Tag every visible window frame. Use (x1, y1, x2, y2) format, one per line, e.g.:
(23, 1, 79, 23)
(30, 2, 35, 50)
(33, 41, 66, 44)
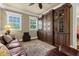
(29, 16, 38, 30)
(6, 11, 22, 31)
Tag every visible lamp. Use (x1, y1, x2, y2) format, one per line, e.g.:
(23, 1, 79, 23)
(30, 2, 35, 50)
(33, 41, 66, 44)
(4, 25, 11, 35)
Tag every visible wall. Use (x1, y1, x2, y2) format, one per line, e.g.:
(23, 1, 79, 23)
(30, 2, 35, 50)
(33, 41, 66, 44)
(0, 7, 37, 41)
(0, 8, 1, 31)
(77, 17, 79, 27)
(77, 17, 79, 33)
(70, 4, 77, 49)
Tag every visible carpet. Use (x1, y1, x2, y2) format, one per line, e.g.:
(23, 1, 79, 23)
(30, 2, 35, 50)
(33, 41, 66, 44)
(21, 39, 56, 56)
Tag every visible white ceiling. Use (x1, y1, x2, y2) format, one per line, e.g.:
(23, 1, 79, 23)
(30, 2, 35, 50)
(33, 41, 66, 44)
(1, 3, 61, 17)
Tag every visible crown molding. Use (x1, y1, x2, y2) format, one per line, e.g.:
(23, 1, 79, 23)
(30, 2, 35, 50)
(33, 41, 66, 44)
(0, 3, 39, 17)
(39, 3, 65, 17)
(0, 3, 65, 17)
(43, 3, 64, 14)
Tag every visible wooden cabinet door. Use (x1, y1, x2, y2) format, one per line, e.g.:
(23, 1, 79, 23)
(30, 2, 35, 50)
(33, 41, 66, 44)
(54, 9, 60, 47)
(54, 4, 71, 47)
(39, 11, 54, 45)
(46, 11, 54, 45)
(42, 15, 47, 42)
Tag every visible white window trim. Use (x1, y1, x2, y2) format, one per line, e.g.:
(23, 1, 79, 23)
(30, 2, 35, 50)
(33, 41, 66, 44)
(29, 16, 38, 31)
(6, 11, 22, 31)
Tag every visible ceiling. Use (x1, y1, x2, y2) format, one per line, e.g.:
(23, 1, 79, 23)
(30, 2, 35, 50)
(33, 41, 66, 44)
(1, 3, 61, 17)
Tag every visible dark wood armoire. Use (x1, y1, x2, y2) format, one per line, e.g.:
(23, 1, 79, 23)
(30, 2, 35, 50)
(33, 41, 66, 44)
(37, 10, 54, 45)
(53, 4, 72, 47)
(37, 3, 72, 47)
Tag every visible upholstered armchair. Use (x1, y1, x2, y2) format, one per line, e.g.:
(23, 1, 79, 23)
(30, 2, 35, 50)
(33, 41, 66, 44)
(22, 32, 31, 42)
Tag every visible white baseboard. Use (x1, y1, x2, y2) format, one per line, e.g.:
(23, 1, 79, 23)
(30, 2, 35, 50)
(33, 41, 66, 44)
(70, 45, 77, 49)
(31, 36, 38, 40)
(19, 36, 38, 41)
(19, 39, 22, 41)
(70, 45, 73, 47)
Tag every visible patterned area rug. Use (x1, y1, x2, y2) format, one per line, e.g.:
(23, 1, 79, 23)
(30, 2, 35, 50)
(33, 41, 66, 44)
(21, 39, 56, 56)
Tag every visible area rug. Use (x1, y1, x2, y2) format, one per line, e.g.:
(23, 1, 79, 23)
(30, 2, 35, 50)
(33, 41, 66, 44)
(21, 39, 56, 56)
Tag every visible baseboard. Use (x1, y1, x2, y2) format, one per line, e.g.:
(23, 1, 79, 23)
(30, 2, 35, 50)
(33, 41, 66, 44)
(19, 39, 22, 41)
(31, 36, 38, 40)
(70, 45, 73, 47)
(70, 45, 77, 49)
(19, 36, 38, 41)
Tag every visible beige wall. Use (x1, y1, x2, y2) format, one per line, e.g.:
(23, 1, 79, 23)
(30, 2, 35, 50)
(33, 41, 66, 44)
(70, 6, 73, 47)
(70, 4, 77, 49)
(0, 8, 1, 30)
(0, 8, 37, 41)
(77, 17, 79, 26)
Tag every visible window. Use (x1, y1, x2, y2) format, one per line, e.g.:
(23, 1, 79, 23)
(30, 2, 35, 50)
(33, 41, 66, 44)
(6, 11, 22, 30)
(38, 20, 42, 29)
(29, 16, 38, 30)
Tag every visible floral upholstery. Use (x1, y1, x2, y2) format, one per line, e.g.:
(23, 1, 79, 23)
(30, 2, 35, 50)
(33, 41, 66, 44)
(0, 43, 10, 56)
(0, 35, 27, 56)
